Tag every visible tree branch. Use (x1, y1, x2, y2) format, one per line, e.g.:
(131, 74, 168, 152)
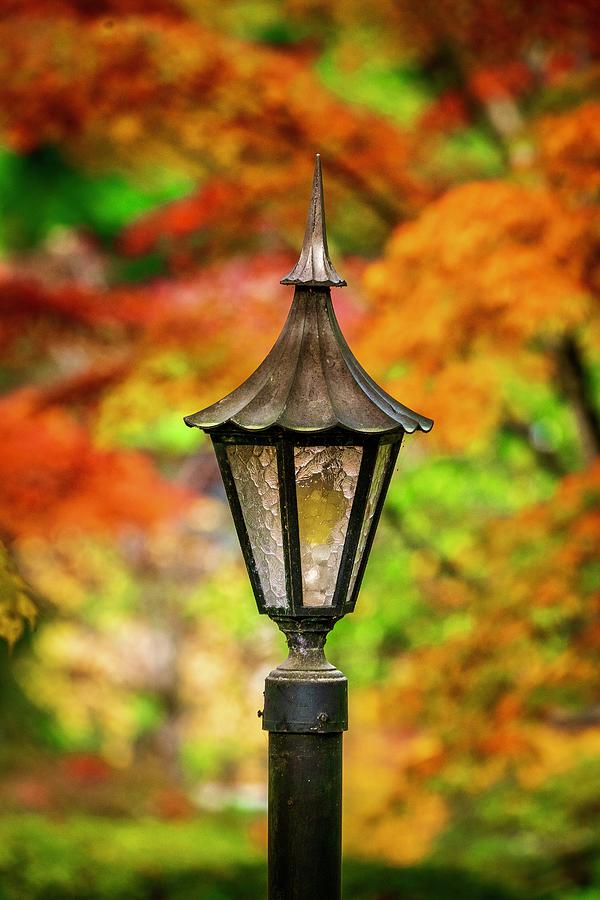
(554, 333, 600, 465)
(501, 416, 568, 478)
(381, 505, 483, 590)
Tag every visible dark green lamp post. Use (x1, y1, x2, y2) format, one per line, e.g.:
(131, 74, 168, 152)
(184, 155, 432, 900)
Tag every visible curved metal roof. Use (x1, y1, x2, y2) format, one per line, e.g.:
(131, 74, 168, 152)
(184, 288, 433, 434)
(184, 156, 433, 436)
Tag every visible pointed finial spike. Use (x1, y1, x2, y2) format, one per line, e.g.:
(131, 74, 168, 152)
(281, 154, 347, 287)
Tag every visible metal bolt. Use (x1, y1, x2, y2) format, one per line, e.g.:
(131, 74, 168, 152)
(317, 712, 329, 724)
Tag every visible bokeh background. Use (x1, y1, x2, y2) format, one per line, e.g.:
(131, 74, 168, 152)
(1, 2, 600, 898)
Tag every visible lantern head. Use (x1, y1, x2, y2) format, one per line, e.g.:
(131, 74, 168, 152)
(184, 155, 432, 631)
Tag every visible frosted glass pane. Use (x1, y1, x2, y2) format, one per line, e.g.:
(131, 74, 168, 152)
(295, 445, 362, 607)
(227, 445, 287, 608)
(347, 443, 392, 602)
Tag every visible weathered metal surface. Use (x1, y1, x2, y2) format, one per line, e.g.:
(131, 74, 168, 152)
(263, 675, 348, 733)
(264, 628, 346, 897)
(263, 630, 348, 733)
(184, 155, 433, 437)
(280, 153, 346, 288)
(268, 732, 343, 900)
(185, 288, 433, 434)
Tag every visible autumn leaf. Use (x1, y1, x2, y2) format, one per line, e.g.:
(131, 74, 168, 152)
(0, 542, 38, 647)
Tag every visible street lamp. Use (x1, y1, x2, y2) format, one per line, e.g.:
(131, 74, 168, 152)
(184, 155, 433, 900)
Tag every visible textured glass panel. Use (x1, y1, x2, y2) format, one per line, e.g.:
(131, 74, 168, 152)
(347, 443, 392, 602)
(227, 445, 287, 608)
(295, 445, 362, 607)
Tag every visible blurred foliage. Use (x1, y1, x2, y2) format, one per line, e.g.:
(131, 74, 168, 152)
(0, 0, 599, 897)
(0, 814, 524, 900)
(0, 814, 261, 900)
(0, 543, 38, 647)
(0, 146, 192, 253)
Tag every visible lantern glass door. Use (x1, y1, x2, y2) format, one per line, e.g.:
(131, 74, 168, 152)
(346, 442, 395, 604)
(294, 445, 362, 607)
(226, 444, 287, 609)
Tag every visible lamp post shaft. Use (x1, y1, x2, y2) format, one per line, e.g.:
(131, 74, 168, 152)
(268, 732, 343, 900)
(262, 628, 347, 900)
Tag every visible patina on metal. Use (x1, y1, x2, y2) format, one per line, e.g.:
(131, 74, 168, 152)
(262, 629, 348, 735)
(184, 155, 431, 435)
(268, 732, 343, 900)
(183, 286, 430, 433)
(280, 152, 346, 287)
(263, 627, 347, 900)
(184, 154, 433, 900)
